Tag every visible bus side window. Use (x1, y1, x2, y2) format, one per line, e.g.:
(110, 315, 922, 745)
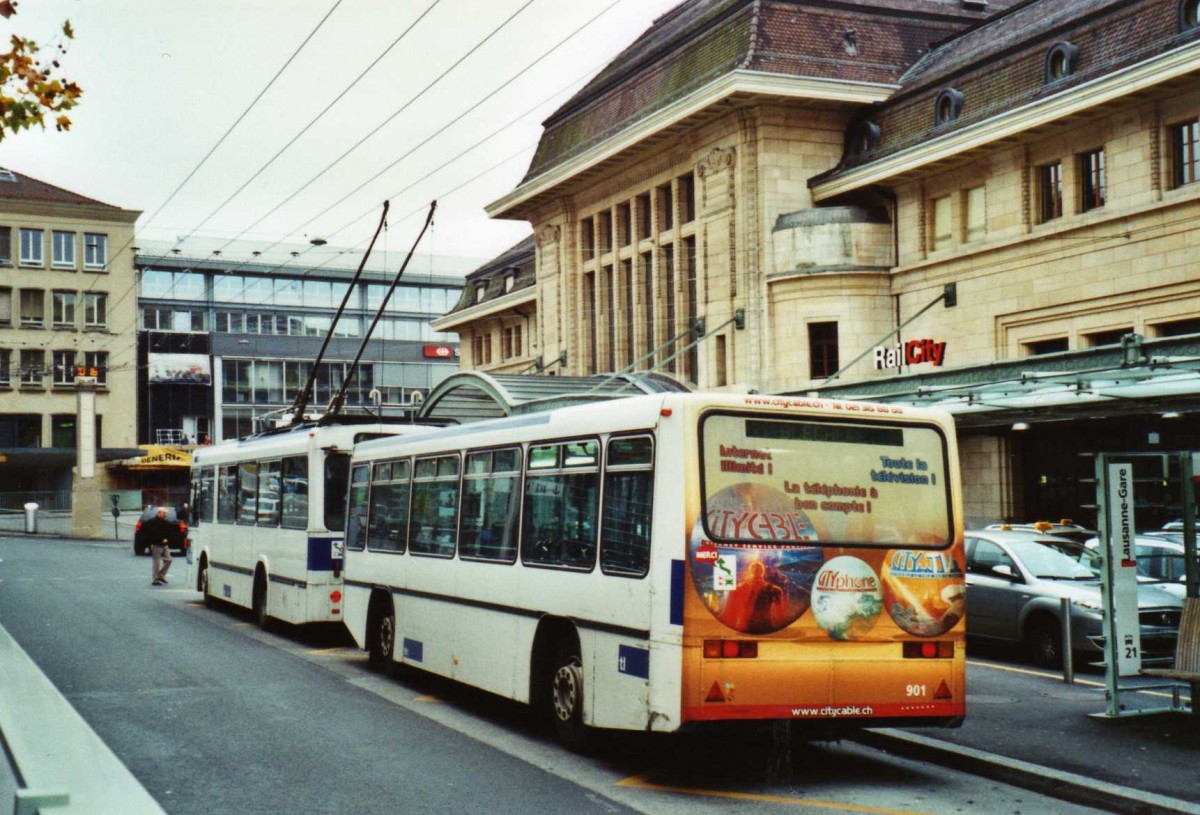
(368, 459, 410, 553)
(346, 464, 370, 552)
(191, 466, 214, 527)
(281, 455, 309, 530)
(237, 462, 258, 525)
(217, 465, 237, 524)
(411, 455, 457, 557)
(522, 440, 599, 570)
(601, 435, 653, 577)
(258, 460, 282, 527)
(460, 447, 520, 563)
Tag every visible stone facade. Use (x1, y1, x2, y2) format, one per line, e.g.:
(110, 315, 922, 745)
(0, 170, 140, 498)
(453, 0, 1200, 526)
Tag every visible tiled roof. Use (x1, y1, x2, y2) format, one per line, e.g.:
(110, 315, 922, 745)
(823, 0, 1199, 177)
(447, 235, 536, 314)
(0, 167, 121, 208)
(521, 0, 1012, 185)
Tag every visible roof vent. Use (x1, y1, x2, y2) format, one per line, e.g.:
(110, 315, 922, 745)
(0, 168, 16, 183)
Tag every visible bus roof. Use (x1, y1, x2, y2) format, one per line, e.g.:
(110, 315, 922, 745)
(192, 422, 427, 466)
(350, 391, 956, 458)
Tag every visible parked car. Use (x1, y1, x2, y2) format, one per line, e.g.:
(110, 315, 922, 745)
(964, 529, 1182, 667)
(133, 507, 189, 556)
(1083, 535, 1189, 600)
(983, 520, 1097, 544)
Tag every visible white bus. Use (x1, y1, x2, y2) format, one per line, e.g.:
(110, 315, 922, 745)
(343, 392, 966, 746)
(187, 422, 422, 627)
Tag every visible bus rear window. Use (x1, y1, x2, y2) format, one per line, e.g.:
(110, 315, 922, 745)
(700, 413, 952, 548)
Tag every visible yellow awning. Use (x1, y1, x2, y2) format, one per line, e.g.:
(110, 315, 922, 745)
(126, 445, 192, 470)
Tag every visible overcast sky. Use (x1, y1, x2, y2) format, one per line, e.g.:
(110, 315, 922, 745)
(3, 0, 683, 271)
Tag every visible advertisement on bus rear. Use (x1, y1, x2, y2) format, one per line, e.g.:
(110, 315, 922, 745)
(683, 409, 965, 723)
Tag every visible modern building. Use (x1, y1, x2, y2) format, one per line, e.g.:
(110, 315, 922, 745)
(0, 168, 141, 503)
(440, 0, 1200, 528)
(133, 239, 473, 448)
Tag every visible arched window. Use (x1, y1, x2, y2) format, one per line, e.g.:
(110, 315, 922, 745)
(934, 89, 963, 127)
(1045, 42, 1079, 82)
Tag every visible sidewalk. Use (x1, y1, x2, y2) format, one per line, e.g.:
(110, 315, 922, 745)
(859, 656, 1200, 815)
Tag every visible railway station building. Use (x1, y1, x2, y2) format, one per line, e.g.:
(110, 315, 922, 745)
(436, 0, 1200, 528)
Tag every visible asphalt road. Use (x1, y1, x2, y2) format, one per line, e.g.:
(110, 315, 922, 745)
(0, 534, 1110, 815)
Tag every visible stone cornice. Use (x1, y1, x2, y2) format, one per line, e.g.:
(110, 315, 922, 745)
(488, 70, 897, 220)
(0, 199, 140, 224)
(812, 39, 1200, 201)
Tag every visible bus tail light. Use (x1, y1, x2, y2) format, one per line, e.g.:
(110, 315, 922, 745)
(704, 639, 758, 659)
(903, 641, 954, 659)
(330, 590, 342, 604)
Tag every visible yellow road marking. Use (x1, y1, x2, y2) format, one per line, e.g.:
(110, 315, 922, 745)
(617, 774, 935, 814)
(414, 695, 439, 703)
(967, 659, 1191, 702)
(306, 647, 366, 661)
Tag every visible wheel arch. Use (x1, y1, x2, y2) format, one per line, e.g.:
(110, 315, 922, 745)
(529, 615, 581, 707)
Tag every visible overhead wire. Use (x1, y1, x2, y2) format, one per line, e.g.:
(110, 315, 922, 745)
(246, 0, 620, 250)
(102, 2, 631, 365)
(116, 0, 533, 324)
(82, 1, 704, 390)
(175, 0, 444, 250)
(136, 0, 347, 245)
(82, 0, 347, 303)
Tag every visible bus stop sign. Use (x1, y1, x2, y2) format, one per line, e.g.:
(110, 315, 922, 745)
(1103, 463, 1142, 676)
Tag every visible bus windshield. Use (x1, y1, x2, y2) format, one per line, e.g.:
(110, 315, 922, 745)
(701, 413, 953, 548)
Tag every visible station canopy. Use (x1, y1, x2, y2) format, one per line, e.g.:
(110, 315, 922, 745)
(416, 371, 691, 425)
(811, 332, 1200, 429)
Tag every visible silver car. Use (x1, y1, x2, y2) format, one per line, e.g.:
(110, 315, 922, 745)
(964, 530, 1182, 667)
(1083, 535, 1189, 600)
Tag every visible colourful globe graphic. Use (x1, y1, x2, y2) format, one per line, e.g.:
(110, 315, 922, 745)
(690, 483, 822, 634)
(881, 549, 965, 637)
(811, 556, 884, 640)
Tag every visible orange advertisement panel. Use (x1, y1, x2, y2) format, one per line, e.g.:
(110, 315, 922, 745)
(681, 409, 965, 725)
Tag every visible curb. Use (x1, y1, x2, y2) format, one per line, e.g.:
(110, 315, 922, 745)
(852, 729, 1200, 815)
(0, 621, 166, 814)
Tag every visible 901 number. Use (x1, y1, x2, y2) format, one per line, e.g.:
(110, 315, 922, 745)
(905, 684, 927, 698)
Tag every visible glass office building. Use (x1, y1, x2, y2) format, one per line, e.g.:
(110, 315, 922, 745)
(135, 240, 474, 444)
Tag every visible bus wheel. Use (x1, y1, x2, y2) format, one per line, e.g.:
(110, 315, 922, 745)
(551, 647, 591, 751)
(199, 558, 214, 608)
(368, 602, 395, 673)
(252, 574, 271, 630)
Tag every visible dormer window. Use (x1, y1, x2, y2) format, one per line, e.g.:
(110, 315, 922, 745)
(1045, 42, 1079, 82)
(1182, 0, 1200, 31)
(934, 89, 963, 126)
(852, 120, 881, 154)
(474, 282, 487, 304)
(0, 169, 16, 183)
(503, 272, 516, 293)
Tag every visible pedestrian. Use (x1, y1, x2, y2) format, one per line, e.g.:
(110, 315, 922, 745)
(142, 506, 179, 586)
